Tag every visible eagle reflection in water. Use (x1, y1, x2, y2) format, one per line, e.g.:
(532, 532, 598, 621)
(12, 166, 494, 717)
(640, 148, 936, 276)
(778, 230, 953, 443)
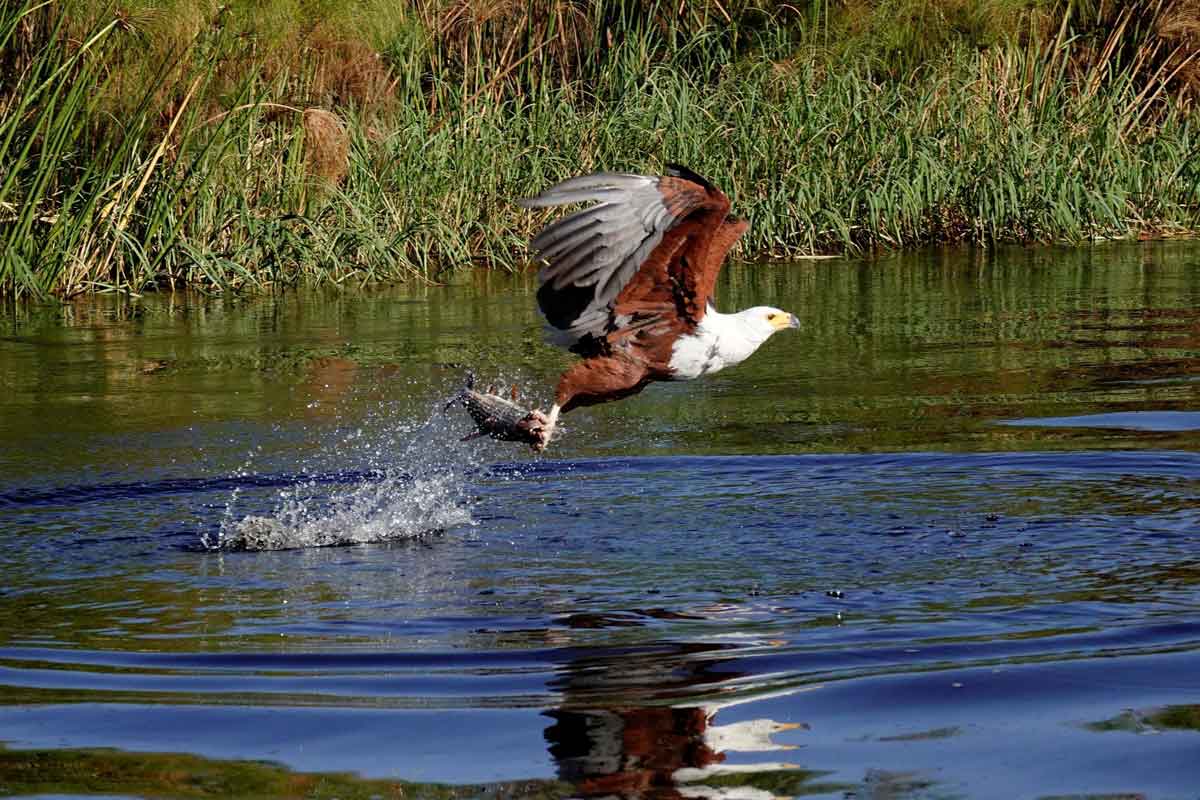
(542, 637, 805, 799)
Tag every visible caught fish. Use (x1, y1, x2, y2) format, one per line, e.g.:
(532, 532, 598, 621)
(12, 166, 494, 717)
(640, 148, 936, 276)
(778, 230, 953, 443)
(445, 373, 546, 448)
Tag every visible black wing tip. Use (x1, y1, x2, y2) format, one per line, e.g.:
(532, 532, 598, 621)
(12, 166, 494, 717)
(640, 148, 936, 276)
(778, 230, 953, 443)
(665, 163, 717, 192)
(537, 281, 595, 332)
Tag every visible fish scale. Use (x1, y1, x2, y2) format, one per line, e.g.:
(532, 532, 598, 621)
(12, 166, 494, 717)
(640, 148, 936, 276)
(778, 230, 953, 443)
(445, 374, 542, 446)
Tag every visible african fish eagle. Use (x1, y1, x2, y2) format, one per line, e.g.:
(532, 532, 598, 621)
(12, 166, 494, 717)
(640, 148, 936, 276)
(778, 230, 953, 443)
(518, 165, 799, 451)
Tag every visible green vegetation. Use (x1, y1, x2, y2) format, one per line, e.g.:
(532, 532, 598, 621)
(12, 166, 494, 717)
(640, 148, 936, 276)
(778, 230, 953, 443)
(0, 745, 572, 799)
(2, 0, 1199, 297)
(1088, 704, 1200, 733)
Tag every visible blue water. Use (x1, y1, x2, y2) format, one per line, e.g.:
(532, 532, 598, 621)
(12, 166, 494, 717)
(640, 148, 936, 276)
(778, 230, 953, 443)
(1, 246, 1199, 798)
(1000, 410, 1200, 431)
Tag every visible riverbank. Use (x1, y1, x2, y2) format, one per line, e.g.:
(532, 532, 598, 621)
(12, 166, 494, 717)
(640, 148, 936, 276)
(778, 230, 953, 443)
(2, 0, 1198, 297)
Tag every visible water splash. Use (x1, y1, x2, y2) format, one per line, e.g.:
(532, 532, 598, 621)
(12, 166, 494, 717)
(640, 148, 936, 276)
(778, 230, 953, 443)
(205, 401, 485, 551)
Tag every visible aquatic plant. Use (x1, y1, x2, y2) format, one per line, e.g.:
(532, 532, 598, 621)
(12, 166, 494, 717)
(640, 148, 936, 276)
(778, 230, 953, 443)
(1, 0, 1199, 296)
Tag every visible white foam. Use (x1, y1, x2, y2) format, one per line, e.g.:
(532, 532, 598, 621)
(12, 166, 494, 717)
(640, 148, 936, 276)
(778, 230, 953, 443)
(204, 403, 483, 551)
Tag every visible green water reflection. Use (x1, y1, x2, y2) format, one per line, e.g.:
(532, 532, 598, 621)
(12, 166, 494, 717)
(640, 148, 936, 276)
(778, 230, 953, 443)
(1087, 704, 1200, 734)
(0, 743, 860, 800)
(2, 243, 1197, 465)
(0, 746, 570, 800)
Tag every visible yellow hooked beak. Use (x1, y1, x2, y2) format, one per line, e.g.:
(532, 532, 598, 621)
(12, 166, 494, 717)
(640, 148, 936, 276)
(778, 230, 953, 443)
(770, 312, 801, 331)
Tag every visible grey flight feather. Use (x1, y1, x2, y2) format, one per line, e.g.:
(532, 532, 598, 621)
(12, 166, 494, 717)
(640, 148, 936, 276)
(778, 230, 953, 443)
(517, 172, 702, 346)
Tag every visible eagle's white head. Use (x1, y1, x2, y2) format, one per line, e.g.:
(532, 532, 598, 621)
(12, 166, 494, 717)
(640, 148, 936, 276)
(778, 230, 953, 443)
(669, 305, 800, 380)
(736, 306, 801, 343)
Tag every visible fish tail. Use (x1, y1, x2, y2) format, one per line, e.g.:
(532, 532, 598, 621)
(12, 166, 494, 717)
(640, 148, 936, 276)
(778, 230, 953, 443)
(443, 370, 477, 412)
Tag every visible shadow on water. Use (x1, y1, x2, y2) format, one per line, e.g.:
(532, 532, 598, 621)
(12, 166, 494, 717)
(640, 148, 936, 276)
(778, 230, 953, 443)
(1, 243, 1200, 798)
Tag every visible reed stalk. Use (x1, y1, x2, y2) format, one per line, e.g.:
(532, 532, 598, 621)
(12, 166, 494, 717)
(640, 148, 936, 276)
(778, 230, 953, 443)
(1, 0, 1198, 296)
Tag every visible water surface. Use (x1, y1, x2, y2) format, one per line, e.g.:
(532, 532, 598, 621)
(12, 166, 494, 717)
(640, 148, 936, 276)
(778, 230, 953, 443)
(1, 243, 1198, 799)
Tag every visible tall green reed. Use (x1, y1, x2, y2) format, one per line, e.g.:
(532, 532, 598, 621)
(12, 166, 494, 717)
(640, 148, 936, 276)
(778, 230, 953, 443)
(2, 0, 1199, 297)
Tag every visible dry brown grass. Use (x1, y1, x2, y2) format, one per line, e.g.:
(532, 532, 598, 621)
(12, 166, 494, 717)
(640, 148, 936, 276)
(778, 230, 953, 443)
(302, 107, 350, 185)
(304, 26, 395, 110)
(1070, 0, 1200, 106)
(6, 0, 403, 129)
(423, 0, 596, 90)
(1155, 0, 1200, 99)
(16, 0, 1194, 136)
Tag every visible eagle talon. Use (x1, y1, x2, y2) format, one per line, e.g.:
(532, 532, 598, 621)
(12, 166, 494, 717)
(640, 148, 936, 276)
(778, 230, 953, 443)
(522, 407, 558, 453)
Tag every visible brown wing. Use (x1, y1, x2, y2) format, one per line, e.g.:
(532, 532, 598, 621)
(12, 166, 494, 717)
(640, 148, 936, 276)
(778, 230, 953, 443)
(517, 166, 734, 349)
(613, 198, 746, 326)
(689, 216, 750, 316)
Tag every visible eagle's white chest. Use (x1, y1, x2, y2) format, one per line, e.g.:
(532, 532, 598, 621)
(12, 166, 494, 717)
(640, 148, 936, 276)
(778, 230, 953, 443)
(667, 312, 762, 381)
